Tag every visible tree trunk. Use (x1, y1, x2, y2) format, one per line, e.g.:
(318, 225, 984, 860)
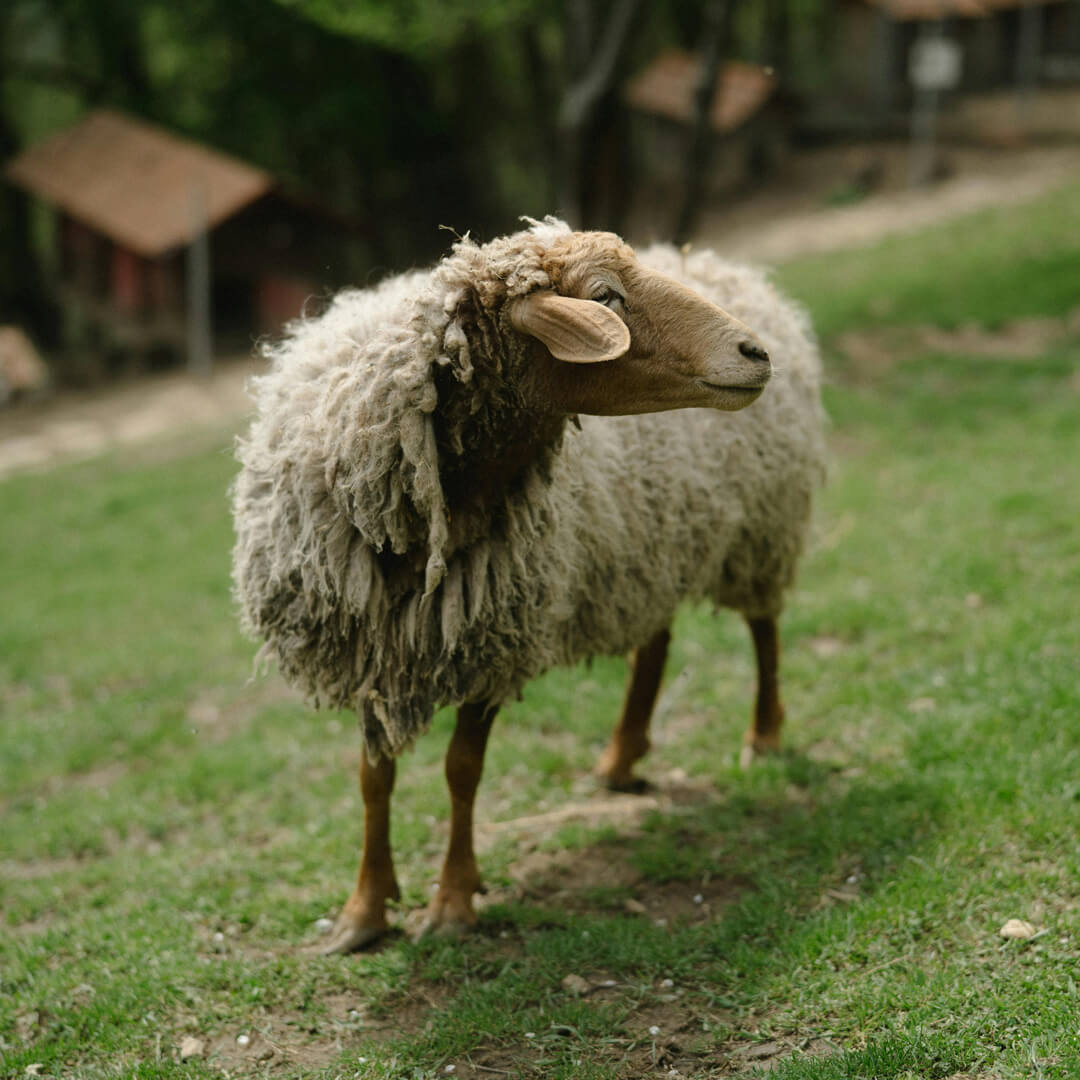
(761, 0, 790, 78)
(557, 0, 642, 228)
(520, 21, 559, 211)
(673, 0, 733, 246)
(0, 13, 53, 340)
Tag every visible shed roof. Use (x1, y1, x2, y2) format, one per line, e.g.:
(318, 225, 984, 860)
(4, 109, 273, 257)
(864, 0, 1056, 20)
(624, 51, 777, 134)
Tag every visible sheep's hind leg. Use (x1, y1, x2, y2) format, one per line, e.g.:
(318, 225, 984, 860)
(740, 614, 785, 769)
(418, 701, 498, 939)
(318, 751, 400, 954)
(594, 627, 670, 793)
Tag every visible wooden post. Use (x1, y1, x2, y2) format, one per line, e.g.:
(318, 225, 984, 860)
(1015, 0, 1043, 134)
(873, 11, 896, 122)
(186, 183, 212, 376)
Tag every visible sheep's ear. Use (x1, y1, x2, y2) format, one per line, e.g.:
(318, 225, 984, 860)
(509, 291, 630, 364)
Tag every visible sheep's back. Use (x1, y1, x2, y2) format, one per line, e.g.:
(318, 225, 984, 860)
(553, 250, 826, 651)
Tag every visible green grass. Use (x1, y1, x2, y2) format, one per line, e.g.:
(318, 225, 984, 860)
(3, 182, 1080, 1079)
(776, 179, 1080, 338)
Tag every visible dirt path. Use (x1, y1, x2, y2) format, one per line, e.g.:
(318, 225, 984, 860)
(702, 143, 1080, 264)
(3, 142, 1079, 479)
(0, 355, 259, 479)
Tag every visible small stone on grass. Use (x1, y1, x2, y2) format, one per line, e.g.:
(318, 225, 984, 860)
(1000, 918, 1037, 939)
(179, 1036, 205, 1061)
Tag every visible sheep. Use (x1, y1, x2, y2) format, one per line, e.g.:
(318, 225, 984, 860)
(231, 217, 825, 951)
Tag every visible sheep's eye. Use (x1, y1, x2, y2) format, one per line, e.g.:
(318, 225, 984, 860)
(590, 286, 626, 311)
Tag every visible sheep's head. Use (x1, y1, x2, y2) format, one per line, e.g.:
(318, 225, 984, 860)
(507, 229, 771, 416)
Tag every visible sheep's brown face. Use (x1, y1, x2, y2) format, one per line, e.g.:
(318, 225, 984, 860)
(509, 233, 772, 417)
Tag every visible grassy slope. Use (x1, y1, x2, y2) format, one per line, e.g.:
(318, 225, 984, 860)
(2, 183, 1079, 1079)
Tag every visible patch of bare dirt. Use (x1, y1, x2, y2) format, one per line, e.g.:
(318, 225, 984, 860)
(186, 1022, 348, 1074)
(722, 1035, 838, 1075)
(165, 980, 460, 1071)
(0, 353, 260, 479)
(836, 306, 1080, 380)
(185, 676, 307, 746)
(476, 767, 718, 850)
(164, 986, 455, 1075)
(0, 856, 87, 882)
(480, 838, 750, 928)
(409, 991, 837, 1078)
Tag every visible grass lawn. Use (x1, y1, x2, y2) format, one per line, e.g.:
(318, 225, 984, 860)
(2, 182, 1079, 1079)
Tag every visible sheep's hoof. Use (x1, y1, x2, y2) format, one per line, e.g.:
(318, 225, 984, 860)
(415, 914, 473, 941)
(600, 773, 654, 795)
(310, 915, 389, 955)
(414, 888, 479, 941)
(739, 732, 781, 770)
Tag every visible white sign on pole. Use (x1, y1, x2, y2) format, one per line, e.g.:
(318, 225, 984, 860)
(909, 37, 962, 92)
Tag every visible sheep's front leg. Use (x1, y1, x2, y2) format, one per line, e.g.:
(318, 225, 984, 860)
(594, 627, 670, 792)
(419, 701, 498, 938)
(319, 751, 400, 954)
(740, 614, 785, 769)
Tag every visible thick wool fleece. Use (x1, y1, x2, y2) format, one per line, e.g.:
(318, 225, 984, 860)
(231, 219, 825, 759)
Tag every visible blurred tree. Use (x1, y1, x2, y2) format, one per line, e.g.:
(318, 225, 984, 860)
(265, 0, 541, 56)
(2, 0, 822, 337)
(558, 0, 643, 229)
(673, 0, 733, 245)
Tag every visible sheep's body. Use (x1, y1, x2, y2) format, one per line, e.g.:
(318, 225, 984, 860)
(232, 225, 824, 764)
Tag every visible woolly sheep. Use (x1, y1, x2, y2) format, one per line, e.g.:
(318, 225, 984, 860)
(231, 217, 825, 951)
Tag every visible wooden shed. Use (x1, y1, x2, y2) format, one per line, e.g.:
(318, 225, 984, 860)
(4, 109, 347, 375)
(623, 49, 784, 196)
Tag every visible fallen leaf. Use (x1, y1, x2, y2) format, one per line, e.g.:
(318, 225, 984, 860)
(624, 898, 647, 915)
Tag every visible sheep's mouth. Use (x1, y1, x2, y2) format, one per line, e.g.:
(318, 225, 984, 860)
(697, 381, 766, 397)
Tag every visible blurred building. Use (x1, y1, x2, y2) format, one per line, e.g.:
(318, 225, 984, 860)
(819, 0, 1080, 136)
(3, 109, 350, 377)
(624, 49, 784, 195)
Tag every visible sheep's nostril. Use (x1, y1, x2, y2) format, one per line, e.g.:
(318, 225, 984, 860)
(739, 341, 770, 364)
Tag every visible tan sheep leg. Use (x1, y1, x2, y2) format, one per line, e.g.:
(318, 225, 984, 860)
(740, 614, 785, 769)
(594, 626, 671, 792)
(418, 701, 498, 938)
(318, 751, 400, 954)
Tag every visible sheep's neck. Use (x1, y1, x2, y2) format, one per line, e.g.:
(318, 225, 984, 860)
(438, 405, 565, 522)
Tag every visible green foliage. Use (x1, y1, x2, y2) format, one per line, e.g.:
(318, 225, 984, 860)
(269, 0, 544, 58)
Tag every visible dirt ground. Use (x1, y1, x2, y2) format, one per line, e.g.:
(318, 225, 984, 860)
(2, 139, 1079, 481)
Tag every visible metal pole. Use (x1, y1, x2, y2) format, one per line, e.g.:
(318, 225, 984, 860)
(186, 183, 212, 376)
